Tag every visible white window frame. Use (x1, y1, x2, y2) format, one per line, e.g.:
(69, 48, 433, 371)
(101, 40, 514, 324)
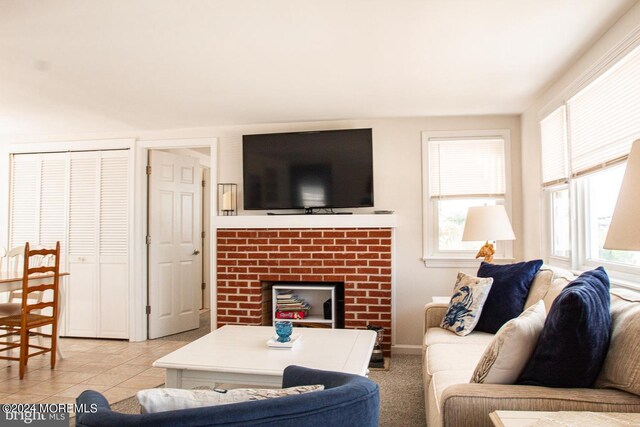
(576, 168, 640, 279)
(539, 36, 640, 286)
(542, 183, 573, 269)
(422, 129, 513, 268)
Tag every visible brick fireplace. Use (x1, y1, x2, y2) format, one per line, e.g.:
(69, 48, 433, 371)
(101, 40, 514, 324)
(216, 227, 393, 355)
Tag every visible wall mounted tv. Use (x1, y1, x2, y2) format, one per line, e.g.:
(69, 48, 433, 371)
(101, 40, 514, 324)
(243, 128, 373, 213)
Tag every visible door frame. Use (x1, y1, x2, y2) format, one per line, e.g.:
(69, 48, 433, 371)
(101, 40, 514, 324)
(135, 138, 217, 341)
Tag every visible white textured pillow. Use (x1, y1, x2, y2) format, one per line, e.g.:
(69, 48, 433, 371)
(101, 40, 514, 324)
(137, 385, 324, 413)
(441, 272, 493, 336)
(470, 300, 546, 384)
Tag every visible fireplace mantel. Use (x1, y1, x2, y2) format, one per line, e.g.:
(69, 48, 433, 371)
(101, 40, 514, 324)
(213, 214, 397, 229)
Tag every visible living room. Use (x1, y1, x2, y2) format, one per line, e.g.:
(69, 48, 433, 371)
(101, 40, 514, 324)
(1, 1, 640, 426)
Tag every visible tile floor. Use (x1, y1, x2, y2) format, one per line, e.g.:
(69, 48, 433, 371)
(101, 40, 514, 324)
(0, 337, 185, 407)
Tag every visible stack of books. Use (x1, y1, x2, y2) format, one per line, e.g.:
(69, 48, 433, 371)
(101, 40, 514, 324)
(275, 290, 311, 320)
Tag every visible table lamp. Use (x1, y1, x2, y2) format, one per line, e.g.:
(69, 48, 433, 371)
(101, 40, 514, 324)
(462, 205, 516, 263)
(604, 139, 640, 252)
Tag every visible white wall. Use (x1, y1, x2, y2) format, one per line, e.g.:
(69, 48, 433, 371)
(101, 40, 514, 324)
(521, 2, 640, 260)
(208, 115, 522, 351)
(1, 114, 521, 350)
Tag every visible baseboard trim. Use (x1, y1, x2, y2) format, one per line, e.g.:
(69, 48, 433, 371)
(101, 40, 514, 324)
(391, 344, 421, 355)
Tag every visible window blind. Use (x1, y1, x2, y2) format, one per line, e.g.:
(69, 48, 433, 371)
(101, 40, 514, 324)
(568, 44, 640, 176)
(429, 137, 505, 199)
(540, 106, 568, 186)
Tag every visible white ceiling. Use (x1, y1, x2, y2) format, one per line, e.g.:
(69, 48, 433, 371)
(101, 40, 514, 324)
(0, 0, 637, 136)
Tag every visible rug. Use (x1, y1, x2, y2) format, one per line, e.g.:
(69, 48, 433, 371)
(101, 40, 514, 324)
(109, 354, 425, 427)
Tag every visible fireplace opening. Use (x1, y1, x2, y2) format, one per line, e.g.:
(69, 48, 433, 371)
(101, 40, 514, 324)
(261, 281, 345, 329)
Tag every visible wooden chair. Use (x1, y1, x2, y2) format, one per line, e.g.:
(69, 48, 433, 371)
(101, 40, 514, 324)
(0, 245, 51, 316)
(0, 242, 61, 379)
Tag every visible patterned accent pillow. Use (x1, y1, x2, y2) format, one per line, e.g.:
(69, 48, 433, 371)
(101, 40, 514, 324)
(471, 300, 546, 384)
(440, 272, 493, 336)
(137, 384, 324, 413)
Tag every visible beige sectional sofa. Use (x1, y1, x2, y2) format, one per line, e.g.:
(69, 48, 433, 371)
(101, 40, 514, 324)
(422, 266, 640, 427)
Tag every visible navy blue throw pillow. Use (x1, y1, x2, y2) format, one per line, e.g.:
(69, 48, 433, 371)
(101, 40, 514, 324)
(517, 267, 611, 388)
(474, 260, 543, 334)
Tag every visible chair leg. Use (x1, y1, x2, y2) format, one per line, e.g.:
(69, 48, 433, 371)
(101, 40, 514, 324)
(19, 328, 28, 380)
(50, 323, 58, 370)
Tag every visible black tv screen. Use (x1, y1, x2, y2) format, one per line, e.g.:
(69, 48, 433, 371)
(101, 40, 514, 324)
(243, 128, 373, 211)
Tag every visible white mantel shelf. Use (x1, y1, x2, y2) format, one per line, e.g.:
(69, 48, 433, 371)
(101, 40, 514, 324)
(213, 214, 398, 229)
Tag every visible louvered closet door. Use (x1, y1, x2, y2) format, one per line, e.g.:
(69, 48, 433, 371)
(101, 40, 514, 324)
(97, 151, 129, 338)
(66, 152, 99, 337)
(66, 150, 130, 339)
(10, 150, 130, 339)
(9, 153, 67, 327)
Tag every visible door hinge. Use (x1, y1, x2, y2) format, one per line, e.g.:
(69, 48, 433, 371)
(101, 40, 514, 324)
(202, 179, 206, 187)
(145, 305, 151, 315)
(201, 231, 206, 238)
(146, 235, 151, 245)
(146, 165, 152, 175)
(201, 282, 206, 290)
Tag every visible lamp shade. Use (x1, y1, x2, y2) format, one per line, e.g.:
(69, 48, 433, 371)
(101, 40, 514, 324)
(604, 139, 640, 251)
(462, 205, 516, 242)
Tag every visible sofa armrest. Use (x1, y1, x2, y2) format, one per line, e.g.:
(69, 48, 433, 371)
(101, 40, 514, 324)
(441, 383, 640, 427)
(424, 302, 448, 335)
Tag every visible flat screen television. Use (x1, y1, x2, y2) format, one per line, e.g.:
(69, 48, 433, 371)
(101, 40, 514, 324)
(243, 128, 373, 212)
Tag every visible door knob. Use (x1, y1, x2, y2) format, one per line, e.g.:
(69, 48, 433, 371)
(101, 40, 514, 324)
(193, 249, 200, 256)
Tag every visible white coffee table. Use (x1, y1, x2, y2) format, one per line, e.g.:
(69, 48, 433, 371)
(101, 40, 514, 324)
(153, 325, 377, 389)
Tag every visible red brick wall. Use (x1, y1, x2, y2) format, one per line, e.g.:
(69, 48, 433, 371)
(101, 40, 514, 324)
(216, 228, 392, 355)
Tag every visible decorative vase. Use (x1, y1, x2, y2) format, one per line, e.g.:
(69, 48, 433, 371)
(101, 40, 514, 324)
(275, 321, 293, 343)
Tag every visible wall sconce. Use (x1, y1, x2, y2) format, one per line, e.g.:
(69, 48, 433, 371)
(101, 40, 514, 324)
(218, 183, 237, 216)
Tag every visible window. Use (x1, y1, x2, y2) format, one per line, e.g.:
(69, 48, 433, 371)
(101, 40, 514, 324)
(422, 130, 512, 265)
(582, 166, 640, 267)
(549, 187, 570, 259)
(541, 43, 640, 275)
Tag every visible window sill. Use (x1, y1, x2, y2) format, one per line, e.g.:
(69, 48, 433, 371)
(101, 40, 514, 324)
(422, 257, 515, 269)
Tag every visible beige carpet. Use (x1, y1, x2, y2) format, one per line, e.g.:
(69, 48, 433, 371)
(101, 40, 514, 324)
(109, 354, 425, 427)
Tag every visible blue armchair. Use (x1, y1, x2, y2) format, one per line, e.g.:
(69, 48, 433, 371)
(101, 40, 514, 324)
(75, 365, 380, 427)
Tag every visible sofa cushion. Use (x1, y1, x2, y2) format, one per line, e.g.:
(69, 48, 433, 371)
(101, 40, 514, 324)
(440, 272, 493, 336)
(595, 288, 640, 396)
(428, 370, 474, 426)
(542, 277, 572, 314)
(471, 301, 546, 384)
(137, 385, 324, 413)
(425, 343, 488, 378)
(523, 269, 554, 310)
(525, 266, 575, 310)
(475, 260, 543, 333)
(424, 327, 494, 347)
(518, 267, 611, 388)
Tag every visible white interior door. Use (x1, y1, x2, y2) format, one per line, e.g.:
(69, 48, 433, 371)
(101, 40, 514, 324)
(148, 150, 202, 339)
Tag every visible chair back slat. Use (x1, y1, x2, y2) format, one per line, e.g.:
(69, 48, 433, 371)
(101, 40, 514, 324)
(24, 284, 54, 295)
(26, 301, 54, 313)
(20, 242, 61, 326)
(27, 265, 56, 275)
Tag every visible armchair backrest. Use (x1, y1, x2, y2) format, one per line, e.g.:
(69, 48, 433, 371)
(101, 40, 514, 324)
(75, 365, 380, 427)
